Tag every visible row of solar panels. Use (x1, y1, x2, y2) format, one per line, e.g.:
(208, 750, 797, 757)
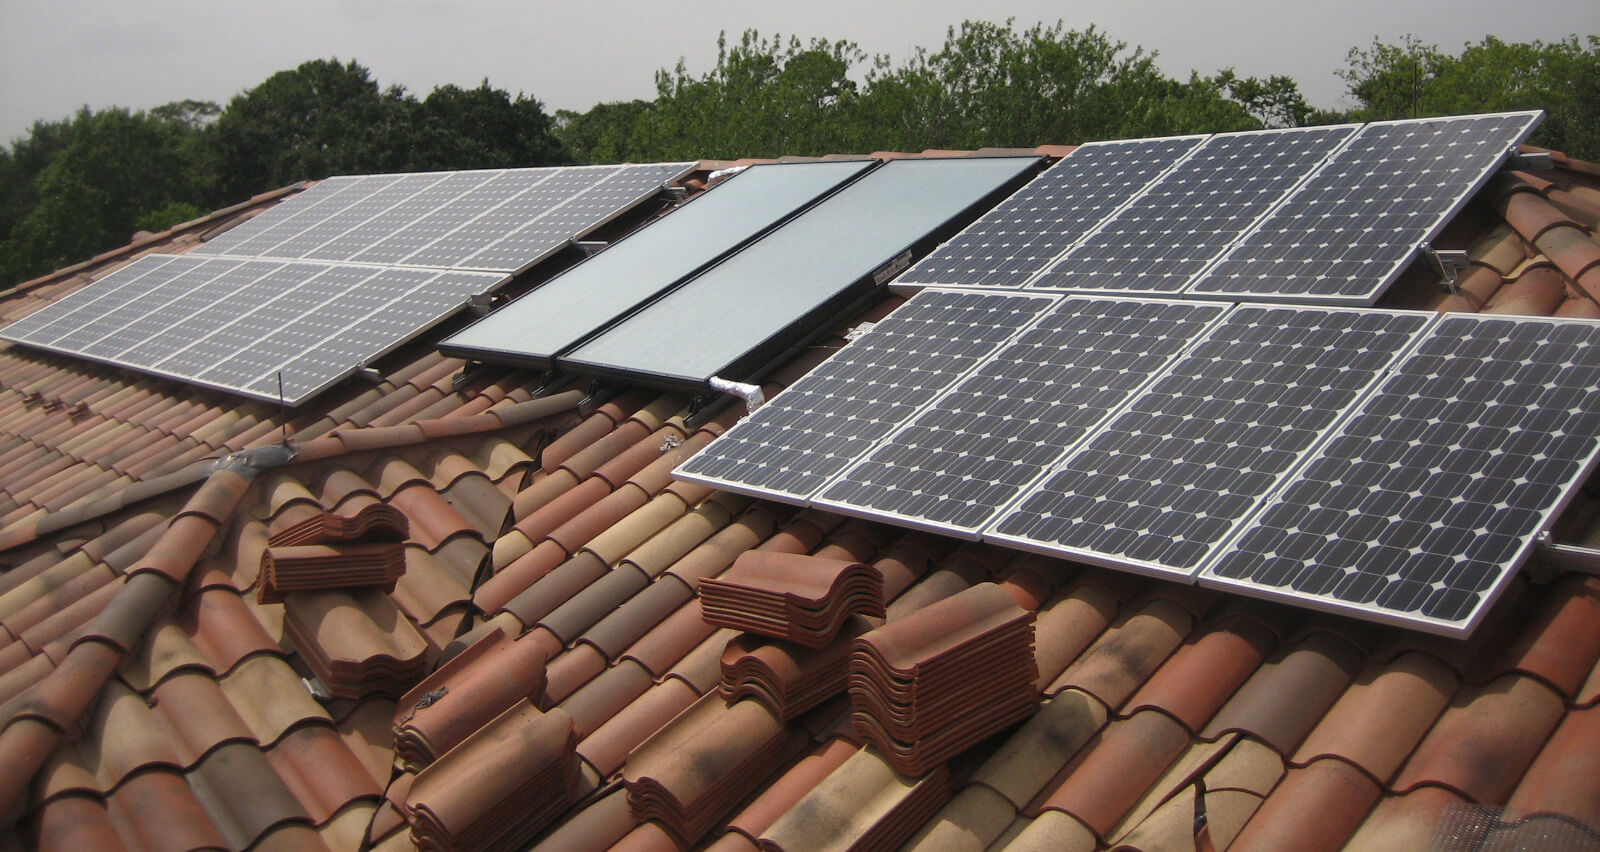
(1, 163, 695, 404)
(898, 111, 1542, 304)
(193, 163, 692, 273)
(677, 289, 1600, 636)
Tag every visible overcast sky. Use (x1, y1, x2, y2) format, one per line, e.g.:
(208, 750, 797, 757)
(1, 0, 1592, 145)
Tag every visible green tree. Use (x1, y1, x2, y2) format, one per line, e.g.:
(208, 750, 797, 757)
(1339, 35, 1599, 158)
(1, 106, 206, 286)
(407, 81, 569, 170)
(204, 58, 415, 204)
(555, 100, 657, 164)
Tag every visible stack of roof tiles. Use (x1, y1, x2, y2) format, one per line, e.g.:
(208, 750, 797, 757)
(623, 692, 806, 845)
(257, 541, 407, 603)
(393, 626, 550, 770)
(266, 500, 410, 546)
(407, 702, 580, 851)
(850, 582, 1039, 776)
(283, 587, 430, 699)
(701, 550, 886, 646)
(720, 616, 873, 720)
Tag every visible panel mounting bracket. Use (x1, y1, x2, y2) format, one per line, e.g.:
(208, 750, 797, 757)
(451, 361, 488, 393)
(1507, 148, 1555, 171)
(574, 240, 608, 257)
(1420, 244, 1472, 295)
(1530, 532, 1600, 581)
(355, 366, 384, 384)
(468, 293, 496, 317)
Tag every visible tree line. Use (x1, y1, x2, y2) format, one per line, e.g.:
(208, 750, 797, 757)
(2, 22, 1595, 290)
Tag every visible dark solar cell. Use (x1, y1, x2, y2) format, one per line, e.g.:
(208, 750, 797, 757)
(990, 306, 1429, 578)
(1034, 125, 1357, 294)
(1187, 111, 1541, 304)
(675, 290, 1058, 503)
(1203, 313, 1600, 634)
(815, 298, 1227, 535)
(896, 137, 1204, 289)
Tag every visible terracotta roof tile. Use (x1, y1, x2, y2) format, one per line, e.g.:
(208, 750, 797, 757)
(1391, 674, 1566, 805)
(1030, 709, 1191, 835)
(1047, 597, 1191, 711)
(1124, 613, 1276, 732)
(969, 689, 1108, 811)
(1202, 631, 1363, 755)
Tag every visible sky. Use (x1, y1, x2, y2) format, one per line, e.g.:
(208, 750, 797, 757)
(1, 0, 1593, 144)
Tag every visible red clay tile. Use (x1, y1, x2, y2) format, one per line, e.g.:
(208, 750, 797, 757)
(1343, 786, 1474, 850)
(1048, 598, 1190, 712)
(1231, 757, 1381, 852)
(542, 396, 646, 472)
(1483, 575, 1600, 699)
(22, 794, 126, 851)
(727, 736, 859, 840)
(580, 576, 695, 661)
(1202, 631, 1363, 755)
(1029, 584, 1118, 691)
(528, 786, 636, 852)
(476, 538, 571, 614)
(1392, 674, 1565, 805)
(559, 658, 658, 739)
(1030, 709, 1191, 836)
(1535, 223, 1600, 284)
(579, 677, 700, 778)
(970, 688, 1109, 811)
(609, 819, 686, 852)
(757, 745, 952, 852)
(1293, 651, 1457, 783)
(265, 723, 384, 823)
(546, 643, 609, 705)
(1483, 264, 1569, 315)
(1124, 614, 1275, 733)
(6, 638, 121, 734)
(503, 550, 610, 626)
(394, 625, 548, 768)
(1506, 701, 1600, 827)
(105, 767, 231, 852)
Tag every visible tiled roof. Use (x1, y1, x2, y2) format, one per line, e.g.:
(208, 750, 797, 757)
(0, 145, 1598, 851)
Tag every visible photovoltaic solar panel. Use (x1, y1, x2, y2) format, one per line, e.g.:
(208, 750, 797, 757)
(3, 162, 693, 406)
(987, 306, 1431, 578)
(440, 160, 876, 369)
(674, 289, 1059, 503)
(1032, 125, 1359, 294)
(562, 157, 1044, 388)
(0, 253, 186, 344)
(192, 176, 368, 257)
(1202, 313, 1600, 635)
(893, 136, 1205, 290)
(259, 172, 454, 260)
(812, 298, 1228, 536)
(1186, 111, 1542, 304)
(304, 170, 498, 262)
(456, 163, 701, 272)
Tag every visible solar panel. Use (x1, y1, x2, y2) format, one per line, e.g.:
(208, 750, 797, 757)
(1032, 125, 1359, 294)
(256, 172, 453, 260)
(674, 289, 1059, 503)
(1201, 313, 1600, 634)
(2, 162, 695, 406)
(191, 176, 369, 257)
(303, 170, 499, 262)
(352, 170, 553, 266)
(452, 163, 694, 271)
(235, 269, 500, 401)
(440, 160, 876, 369)
(987, 306, 1431, 579)
(812, 298, 1229, 536)
(0, 253, 187, 344)
(561, 156, 1043, 388)
(1186, 111, 1542, 304)
(893, 136, 1205, 290)
(78, 259, 284, 361)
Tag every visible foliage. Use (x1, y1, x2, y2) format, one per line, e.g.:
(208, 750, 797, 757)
(0, 60, 568, 289)
(1338, 34, 1600, 158)
(0, 106, 204, 285)
(134, 200, 206, 233)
